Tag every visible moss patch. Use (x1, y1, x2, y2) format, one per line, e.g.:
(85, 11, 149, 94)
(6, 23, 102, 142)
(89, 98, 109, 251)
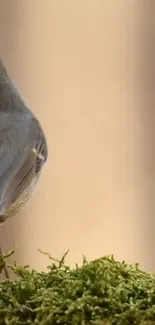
(0, 250, 155, 324)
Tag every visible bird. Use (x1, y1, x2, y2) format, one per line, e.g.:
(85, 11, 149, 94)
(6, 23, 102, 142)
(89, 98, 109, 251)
(0, 58, 48, 278)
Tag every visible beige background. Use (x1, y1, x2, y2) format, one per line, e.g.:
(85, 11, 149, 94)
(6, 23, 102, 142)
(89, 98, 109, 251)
(0, 0, 155, 272)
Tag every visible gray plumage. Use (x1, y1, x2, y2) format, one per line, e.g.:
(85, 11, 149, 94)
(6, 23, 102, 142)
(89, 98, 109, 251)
(0, 58, 48, 220)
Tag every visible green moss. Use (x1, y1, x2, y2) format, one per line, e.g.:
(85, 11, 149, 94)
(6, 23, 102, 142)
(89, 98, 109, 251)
(0, 249, 155, 324)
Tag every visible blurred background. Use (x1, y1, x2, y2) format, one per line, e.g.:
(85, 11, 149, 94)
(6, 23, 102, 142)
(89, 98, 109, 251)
(0, 0, 155, 272)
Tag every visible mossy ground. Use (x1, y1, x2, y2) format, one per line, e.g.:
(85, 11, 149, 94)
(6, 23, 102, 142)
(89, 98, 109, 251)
(0, 249, 155, 324)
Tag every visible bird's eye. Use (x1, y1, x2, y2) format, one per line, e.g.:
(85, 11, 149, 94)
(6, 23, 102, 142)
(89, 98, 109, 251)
(35, 156, 44, 173)
(0, 215, 6, 223)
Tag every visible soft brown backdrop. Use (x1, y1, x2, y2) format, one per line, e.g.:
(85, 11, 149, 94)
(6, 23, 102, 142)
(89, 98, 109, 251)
(0, 0, 155, 272)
